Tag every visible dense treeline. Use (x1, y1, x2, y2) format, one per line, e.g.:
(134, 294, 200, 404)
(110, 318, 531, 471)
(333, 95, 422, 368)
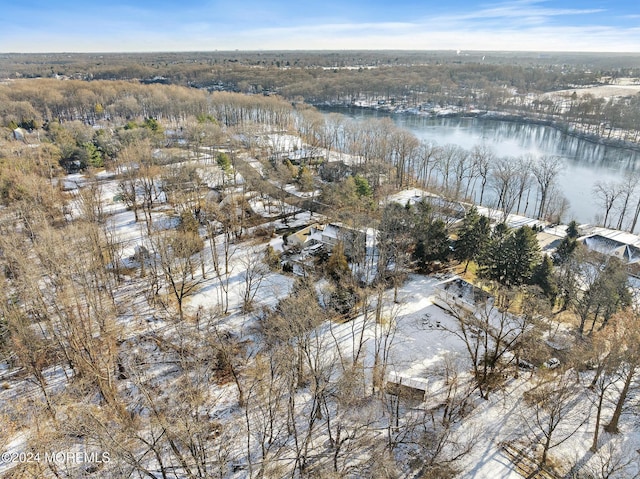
(6, 50, 640, 80)
(299, 109, 573, 224)
(0, 79, 295, 128)
(1, 52, 602, 101)
(4, 51, 640, 146)
(182, 58, 640, 145)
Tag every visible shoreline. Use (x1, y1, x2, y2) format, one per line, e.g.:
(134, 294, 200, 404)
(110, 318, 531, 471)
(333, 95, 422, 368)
(315, 102, 640, 155)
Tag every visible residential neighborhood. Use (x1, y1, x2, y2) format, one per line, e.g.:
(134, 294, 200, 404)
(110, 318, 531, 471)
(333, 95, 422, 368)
(3, 14, 640, 477)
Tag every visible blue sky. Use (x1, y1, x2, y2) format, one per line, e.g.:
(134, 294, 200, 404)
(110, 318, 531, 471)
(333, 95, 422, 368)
(1, 0, 639, 52)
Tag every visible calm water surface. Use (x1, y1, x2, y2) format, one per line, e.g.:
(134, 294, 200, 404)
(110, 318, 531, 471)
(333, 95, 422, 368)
(321, 107, 640, 226)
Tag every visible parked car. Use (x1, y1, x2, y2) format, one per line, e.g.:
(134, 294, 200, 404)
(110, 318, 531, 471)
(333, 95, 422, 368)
(517, 359, 535, 370)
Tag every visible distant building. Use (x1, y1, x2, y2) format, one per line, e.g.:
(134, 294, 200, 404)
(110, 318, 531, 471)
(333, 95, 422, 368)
(579, 226, 640, 276)
(272, 148, 325, 167)
(140, 76, 169, 85)
(433, 276, 493, 313)
(287, 223, 325, 249)
(286, 222, 366, 256)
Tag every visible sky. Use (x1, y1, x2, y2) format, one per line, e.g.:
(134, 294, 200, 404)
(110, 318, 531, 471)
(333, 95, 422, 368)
(1, 0, 639, 53)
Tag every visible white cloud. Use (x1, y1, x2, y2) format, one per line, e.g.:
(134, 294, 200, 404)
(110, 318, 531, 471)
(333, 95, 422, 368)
(1, 0, 636, 52)
(448, 0, 604, 21)
(221, 6, 639, 53)
(199, 0, 632, 52)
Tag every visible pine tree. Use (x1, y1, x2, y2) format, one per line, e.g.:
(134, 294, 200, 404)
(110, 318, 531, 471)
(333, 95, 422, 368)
(412, 219, 450, 271)
(216, 152, 232, 174)
(478, 223, 510, 284)
(553, 236, 578, 265)
(532, 255, 557, 301)
(409, 199, 450, 271)
(479, 225, 541, 287)
(507, 226, 541, 286)
(455, 207, 491, 272)
(566, 220, 580, 238)
(353, 174, 373, 197)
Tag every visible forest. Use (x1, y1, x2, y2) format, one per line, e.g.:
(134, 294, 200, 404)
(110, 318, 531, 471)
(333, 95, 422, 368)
(0, 59, 640, 478)
(4, 51, 640, 146)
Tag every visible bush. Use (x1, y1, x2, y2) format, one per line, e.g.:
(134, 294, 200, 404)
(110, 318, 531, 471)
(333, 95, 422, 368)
(178, 210, 200, 235)
(254, 225, 275, 238)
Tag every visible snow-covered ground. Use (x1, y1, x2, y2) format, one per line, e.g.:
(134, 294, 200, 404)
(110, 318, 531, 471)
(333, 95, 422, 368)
(248, 193, 300, 218)
(283, 184, 320, 198)
(4, 162, 640, 479)
(304, 273, 640, 478)
(321, 275, 525, 478)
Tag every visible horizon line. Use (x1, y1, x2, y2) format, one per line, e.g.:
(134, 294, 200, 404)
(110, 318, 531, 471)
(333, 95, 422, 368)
(3, 49, 640, 55)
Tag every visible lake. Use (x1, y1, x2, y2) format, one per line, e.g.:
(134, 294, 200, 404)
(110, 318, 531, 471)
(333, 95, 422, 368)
(319, 106, 640, 228)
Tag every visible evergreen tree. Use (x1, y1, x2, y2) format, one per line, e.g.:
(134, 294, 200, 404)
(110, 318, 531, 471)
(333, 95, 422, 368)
(480, 225, 541, 287)
(353, 174, 373, 197)
(216, 152, 232, 173)
(143, 117, 161, 132)
(83, 141, 103, 168)
(566, 220, 580, 238)
(478, 223, 511, 284)
(410, 199, 450, 270)
(454, 207, 491, 272)
(553, 236, 578, 265)
(532, 255, 557, 301)
(493, 222, 509, 238)
(507, 226, 541, 286)
(412, 219, 450, 271)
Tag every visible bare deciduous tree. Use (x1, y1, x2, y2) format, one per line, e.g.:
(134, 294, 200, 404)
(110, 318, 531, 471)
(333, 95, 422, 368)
(523, 374, 589, 467)
(532, 155, 563, 220)
(442, 289, 529, 400)
(240, 244, 270, 313)
(150, 229, 205, 320)
(489, 156, 520, 221)
(593, 180, 622, 228)
(603, 309, 640, 434)
(470, 144, 494, 205)
(615, 173, 638, 230)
